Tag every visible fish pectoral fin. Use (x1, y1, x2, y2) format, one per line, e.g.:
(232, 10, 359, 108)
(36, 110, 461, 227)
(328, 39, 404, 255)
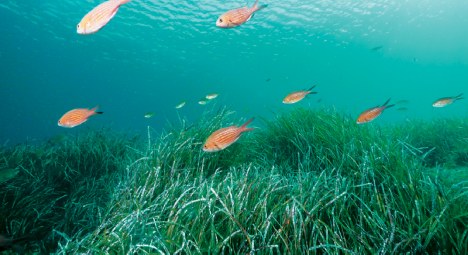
(229, 19, 242, 26)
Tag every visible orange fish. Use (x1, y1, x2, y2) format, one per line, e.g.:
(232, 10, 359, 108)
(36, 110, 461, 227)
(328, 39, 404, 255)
(77, 0, 131, 35)
(432, 93, 463, 107)
(203, 118, 254, 152)
(282, 86, 318, 104)
(356, 98, 395, 124)
(58, 106, 103, 128)
(216, 0, 268, 28)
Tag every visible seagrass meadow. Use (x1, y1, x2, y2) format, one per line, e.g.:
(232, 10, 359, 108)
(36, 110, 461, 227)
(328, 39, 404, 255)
(0, 108, 467, 254)
(1, 2, 468, 253)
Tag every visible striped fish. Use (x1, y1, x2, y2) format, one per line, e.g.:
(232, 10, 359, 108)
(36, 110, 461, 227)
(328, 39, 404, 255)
(216, 0, 268, 28)
(203, 118, 254, 152)
(77, 0, 131, 35)
(432, 93, 463, 107)
(283, 85, 318, 104)
(58, 106, 103, 128)
(356, 98, 395, 124)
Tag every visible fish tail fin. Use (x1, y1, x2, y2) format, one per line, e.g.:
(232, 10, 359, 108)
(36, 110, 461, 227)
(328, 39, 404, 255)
(307, 85, 318, 94)
(117, 0, 131, 5)
(253, 0, 259, 8)
(240, 117, 255, 132)
(381, 98, 391, 107)
(90, 106, 104, 115)
(385, 103, 396, 109)
(252, 0, 268, 11)
(455, 93, 464, 100)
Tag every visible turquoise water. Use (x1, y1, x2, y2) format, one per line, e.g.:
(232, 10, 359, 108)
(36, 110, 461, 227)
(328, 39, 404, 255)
(1, 0, 467, 145)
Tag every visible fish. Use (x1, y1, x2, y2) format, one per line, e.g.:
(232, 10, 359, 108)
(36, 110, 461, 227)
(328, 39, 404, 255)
(203, 118, 254, 152)
(396, 107, 408, 112)
(0, 168, 19, 184)
(282, 85, 318, 104)
(216, 0, 268, 28)
(58, 106, 103, 128)
(0, 234, 30, 252)
(77, 0, 131, 35)
(198, 99, 208, 105)
(356, 98, 395, 124)
(175, 101, 186, 109)
(395, 99, 410, 105)
(0, 235, 14, 251)
(371, 46, 383, 51)
(205, 93, 219, 100)
(432, 93, 463, 107)
(144, 112, 155, 119)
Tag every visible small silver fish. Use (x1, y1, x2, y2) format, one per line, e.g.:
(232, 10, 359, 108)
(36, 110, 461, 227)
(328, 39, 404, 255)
(205, 93, 219, 100)
(144, 112, 155, 119)
(432, 93, 463, 107)
(175, 101, 186, 109)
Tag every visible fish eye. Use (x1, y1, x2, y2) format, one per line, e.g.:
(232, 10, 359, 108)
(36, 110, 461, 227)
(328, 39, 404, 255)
(219, 18, 223, 23)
